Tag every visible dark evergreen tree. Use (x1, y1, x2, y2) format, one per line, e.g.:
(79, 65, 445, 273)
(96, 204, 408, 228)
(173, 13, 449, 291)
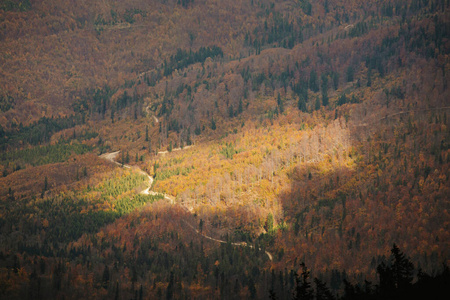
(199, 219, 203, 233)
(167, 271, 174, 300)
(315, 96, 321, 111)
(228, 104, 234, 118)
(43, 176, 48, 192)
(342, 279, 364, 300)
(114, 281, 119, 300)
(298, 95, 307, 112)
(293, 263, 314, 300)
(377, 244, 414, 298)
(248, 278, 257, 299)
(41, 176, 48, 198)
(322, 93, 329, 107)
(337, 94, 348, 106)
(332, 71, 339, 90)
(277, 93, 284, 113)
(238, 98, 243, 115)
(314, 278, 335, 300)
(186, 128, 192, 146)
(321, 74, 329, 106)
(309, 69, 319, 92)
(269, 289, 278, 300)
(346, 65, 354, 82)
(234, 278, 240, 296)
(391, 243, 414, 290)
(367, 68, 372, 87)
(102, 266, 110, 289)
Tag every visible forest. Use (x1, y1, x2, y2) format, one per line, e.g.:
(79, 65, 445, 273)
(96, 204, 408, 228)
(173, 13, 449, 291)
(0, 0, 449, 299)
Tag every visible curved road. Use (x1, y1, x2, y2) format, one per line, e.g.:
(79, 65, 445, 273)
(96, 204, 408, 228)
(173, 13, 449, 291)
(99, 151, 273, 261)
(100, 151, 174, 203)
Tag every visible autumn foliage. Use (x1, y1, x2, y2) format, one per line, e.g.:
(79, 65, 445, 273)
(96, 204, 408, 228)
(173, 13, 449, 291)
(1, 0, 449, 299)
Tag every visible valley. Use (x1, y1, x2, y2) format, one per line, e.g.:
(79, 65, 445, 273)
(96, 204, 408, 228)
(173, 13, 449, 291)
(0, 0, 449, 299)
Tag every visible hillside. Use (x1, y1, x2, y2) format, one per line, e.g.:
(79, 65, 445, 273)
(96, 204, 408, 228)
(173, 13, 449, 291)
(1, 0, 449, 299)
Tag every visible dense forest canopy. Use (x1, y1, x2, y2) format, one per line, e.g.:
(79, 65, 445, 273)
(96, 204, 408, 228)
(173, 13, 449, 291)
(0, 0, 449, 299)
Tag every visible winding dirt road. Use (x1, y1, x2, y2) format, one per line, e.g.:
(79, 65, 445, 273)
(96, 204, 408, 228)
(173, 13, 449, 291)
(100, 151, 174, 203)
(181, 220, 273, 261)
(99, 151, 273, 261)
(145, 105, 159, 123)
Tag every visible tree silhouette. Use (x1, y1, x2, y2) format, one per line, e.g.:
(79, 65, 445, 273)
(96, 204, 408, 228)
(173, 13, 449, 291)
(293, 263, 314, 300)
(314, 278, 335, 300)
(102, 266, 110, 289)
(377, 244, 414, 297)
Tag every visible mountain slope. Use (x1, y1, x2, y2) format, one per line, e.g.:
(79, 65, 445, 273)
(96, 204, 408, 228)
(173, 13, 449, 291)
(0, 0, 449, 299)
